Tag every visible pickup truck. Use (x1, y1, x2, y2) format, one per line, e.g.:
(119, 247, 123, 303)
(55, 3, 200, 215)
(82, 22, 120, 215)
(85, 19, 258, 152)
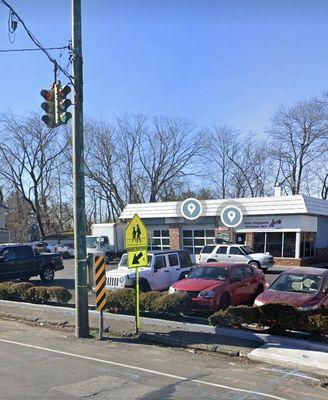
(0, 244, 64, 282)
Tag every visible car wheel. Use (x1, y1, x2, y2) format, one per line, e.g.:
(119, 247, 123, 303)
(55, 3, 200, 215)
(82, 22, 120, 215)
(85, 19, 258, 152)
(218, 293, 231, 310)
(249, 261, 260, 269)
(139, 280, 151, 292)
(40, 267, 55, 283)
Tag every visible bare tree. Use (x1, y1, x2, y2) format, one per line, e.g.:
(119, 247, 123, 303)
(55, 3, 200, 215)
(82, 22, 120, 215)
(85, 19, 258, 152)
(137, 117, 204, 202)
(0, 113, 68, 238)
(269, 99, 327, 194)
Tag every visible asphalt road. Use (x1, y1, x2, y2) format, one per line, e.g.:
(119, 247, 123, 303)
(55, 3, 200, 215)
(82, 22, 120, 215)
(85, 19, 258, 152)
(29, 259, 284, 307)
(0, 318, 326, 400)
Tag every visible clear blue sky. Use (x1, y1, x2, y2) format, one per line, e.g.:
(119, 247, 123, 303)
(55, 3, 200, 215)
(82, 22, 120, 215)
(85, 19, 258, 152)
(1, 0, 328, 133)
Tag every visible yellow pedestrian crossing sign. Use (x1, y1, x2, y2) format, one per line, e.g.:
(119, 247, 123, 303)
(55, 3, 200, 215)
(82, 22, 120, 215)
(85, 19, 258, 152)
(128, 249, 148, 268)
(125, 213, 148, 250)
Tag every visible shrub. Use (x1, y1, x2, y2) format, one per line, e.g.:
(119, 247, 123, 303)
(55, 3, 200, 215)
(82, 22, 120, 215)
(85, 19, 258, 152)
(209, 305, 260, 328)
(47, 286, 72, 304)
(26, 287, 51, 303)
(209, 304, 328, 337)
(106, 288, 135, 313)
(152, 293, 193, 316)
(11, 282, 34, 301)
(0, 282, 16, 300)
(140, 291, 163, 313)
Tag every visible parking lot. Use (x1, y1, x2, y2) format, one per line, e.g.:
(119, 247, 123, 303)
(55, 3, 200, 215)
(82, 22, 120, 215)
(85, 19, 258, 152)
(29, 258, 289, 308)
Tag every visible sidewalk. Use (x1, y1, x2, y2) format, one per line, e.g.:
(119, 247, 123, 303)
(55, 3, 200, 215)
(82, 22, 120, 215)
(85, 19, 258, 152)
(0, 300, 327, 377)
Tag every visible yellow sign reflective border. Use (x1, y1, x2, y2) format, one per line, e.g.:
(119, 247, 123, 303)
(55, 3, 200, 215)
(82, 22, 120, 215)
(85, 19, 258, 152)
(125, 214, 148, 250)
(128, 249, 148, 268)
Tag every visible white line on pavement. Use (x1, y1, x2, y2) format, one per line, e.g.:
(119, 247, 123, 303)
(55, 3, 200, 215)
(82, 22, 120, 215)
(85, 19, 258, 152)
(0, 338, 289, 400)
(261, 367, 320, 382)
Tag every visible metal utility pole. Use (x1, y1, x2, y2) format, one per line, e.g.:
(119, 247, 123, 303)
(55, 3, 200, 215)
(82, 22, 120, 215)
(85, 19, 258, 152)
(72, 0, 89, 338)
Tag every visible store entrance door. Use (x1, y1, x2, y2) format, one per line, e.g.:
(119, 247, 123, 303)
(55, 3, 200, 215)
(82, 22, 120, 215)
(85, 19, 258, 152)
(235, 233, 246, 245)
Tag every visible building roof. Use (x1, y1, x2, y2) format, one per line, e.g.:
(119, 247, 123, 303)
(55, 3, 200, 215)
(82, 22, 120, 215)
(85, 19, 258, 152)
(119, 195, 328, 220)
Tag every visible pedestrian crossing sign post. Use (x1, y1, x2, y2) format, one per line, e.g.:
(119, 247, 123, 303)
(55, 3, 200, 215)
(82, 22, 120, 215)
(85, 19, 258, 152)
(124, 213, 148, 335)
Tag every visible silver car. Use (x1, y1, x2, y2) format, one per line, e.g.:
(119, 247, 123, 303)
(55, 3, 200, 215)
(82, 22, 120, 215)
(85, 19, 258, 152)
(199, 244, 274, 272)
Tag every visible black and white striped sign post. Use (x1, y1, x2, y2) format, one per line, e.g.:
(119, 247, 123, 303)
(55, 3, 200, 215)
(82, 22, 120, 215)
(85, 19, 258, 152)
(95, 255, 106, 340)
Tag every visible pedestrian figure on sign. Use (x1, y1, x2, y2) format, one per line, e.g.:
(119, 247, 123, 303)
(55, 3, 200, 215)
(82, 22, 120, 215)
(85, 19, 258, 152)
(136, 224, 141, 242)
(132, 227, 137, 242)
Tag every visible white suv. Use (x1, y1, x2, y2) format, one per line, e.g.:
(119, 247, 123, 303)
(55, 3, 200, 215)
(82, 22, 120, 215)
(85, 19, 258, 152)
(106, 250, 194, 292)
(199, 244, 274, 272)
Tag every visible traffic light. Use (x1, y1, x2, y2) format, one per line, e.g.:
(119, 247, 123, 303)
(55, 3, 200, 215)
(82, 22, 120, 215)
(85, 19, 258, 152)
(57, 84, 72, 125)
(40, 87, 57, 128)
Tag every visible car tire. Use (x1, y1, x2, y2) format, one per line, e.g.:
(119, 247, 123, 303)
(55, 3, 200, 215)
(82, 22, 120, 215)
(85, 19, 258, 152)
(218, 293, 231, 310)
(139, 280, 151, 292)
(40, 267, 55, 283)
(249, 261, 260, 269)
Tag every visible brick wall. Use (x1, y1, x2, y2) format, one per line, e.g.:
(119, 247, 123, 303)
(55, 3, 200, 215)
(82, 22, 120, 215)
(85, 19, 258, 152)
(169, 225, 180, 250)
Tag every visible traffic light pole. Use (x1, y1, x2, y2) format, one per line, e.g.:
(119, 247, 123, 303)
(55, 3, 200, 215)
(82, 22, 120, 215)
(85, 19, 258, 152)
(72, 0, 89, 338)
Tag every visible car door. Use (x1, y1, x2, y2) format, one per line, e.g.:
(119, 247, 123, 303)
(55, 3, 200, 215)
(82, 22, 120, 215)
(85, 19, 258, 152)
(15, 246, 38, 277)
(167, 253, 181, 285)
(228, 246, 247, 263)
(229, 266, 248, 304)
(0, 247, 17, 279)
(214, 246, 229, 262)
(152, 255, 170, 290)
(242, 265, 258, 299)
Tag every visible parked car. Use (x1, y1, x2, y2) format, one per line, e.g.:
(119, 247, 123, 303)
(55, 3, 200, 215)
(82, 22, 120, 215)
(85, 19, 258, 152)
(47, 243, 70, 259)
(169, 262, 265, 312)
(30, 241, 50, 254)
(254, 267, 328, 310)
(63, 242, 74, 258)
(106, 249, 194, 292)
(0, 244, 64, 282)
(199, 244, 274, 272)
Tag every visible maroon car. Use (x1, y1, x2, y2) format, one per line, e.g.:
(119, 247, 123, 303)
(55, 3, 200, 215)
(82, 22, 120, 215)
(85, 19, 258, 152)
(254, 267, 328, 310)
(169, 263, 266, 312)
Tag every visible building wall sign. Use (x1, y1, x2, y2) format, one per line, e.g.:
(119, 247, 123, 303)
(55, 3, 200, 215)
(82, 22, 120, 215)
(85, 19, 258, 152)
(236, 215, 317, 232)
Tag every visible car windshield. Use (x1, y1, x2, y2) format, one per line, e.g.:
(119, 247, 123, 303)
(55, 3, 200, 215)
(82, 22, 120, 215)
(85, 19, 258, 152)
(119, 254, 153, 268)
(188, 266, 229, 281)
(86, 236, 99, 249)
(240, 246, 254, 255)
(270, 273, 322, 294)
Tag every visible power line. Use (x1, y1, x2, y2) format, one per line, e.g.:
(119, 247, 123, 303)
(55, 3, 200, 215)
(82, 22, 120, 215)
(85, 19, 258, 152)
(0, 46, 69, 53)
(0, 0, 73, 83)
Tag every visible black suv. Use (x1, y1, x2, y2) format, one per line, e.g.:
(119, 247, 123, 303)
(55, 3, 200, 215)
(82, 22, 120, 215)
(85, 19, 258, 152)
(0, 244, 64, 282)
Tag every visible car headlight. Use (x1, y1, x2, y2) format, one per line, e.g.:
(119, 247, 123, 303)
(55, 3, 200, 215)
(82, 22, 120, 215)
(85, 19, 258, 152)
(168, 286, 176, 294)
(254, 299, 264, 306)
(198, 290, 215, 298)
(119, 276, 125, 283)
(298, 304, 320, 311)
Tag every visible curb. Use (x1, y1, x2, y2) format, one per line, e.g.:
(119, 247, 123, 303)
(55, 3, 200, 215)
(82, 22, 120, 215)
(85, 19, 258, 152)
(139, 332, 244, 357)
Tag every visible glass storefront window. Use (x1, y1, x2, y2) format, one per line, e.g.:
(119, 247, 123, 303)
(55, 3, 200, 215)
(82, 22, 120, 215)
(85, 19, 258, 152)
(150, 229, 170, 250)
(283, 232, 296, 257)
(301, 232, 316, 258)
(182, 229, 215, 255)
(266, 233, 283, 257)
(253, 233, 265, 253)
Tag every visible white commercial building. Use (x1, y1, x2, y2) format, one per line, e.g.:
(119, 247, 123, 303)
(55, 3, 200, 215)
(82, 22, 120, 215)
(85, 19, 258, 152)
(120, 193, 328, 266)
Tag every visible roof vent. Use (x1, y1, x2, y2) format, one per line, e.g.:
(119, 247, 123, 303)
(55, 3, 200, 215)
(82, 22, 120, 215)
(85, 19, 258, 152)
(274, 186, 283, 197)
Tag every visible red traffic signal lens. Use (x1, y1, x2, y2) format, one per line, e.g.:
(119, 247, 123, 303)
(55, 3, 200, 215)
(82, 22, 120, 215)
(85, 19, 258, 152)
(40, 89, 54, 101)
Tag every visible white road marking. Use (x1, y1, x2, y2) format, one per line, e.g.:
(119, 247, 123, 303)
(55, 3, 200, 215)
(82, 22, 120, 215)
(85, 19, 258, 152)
(261, 367, 320, 382)
(0, 338, 289, 400)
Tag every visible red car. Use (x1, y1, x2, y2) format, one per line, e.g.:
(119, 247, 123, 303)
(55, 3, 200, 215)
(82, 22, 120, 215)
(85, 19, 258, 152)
(254, 267, 328, 310)
(168, 263, 266, 312)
